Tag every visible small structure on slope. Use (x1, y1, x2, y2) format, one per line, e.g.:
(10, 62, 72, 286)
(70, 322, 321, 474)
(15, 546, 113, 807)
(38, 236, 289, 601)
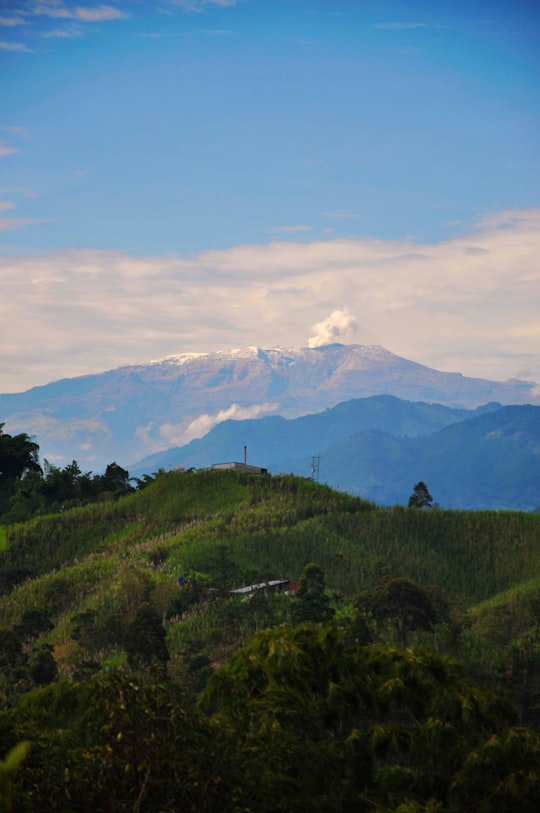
(211, 445, 268, 475)
(211, 461, 268, 475)
(229, 579, 291, 597)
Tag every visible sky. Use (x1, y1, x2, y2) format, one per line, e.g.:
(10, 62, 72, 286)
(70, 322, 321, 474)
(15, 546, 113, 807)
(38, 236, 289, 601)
(1, 0, 539, 394)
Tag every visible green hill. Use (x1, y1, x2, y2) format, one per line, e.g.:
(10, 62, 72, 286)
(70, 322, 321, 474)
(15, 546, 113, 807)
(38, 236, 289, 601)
(1, 470, 539, 688)
(1, 470, 540, 811)
(130, 399, 540, 510)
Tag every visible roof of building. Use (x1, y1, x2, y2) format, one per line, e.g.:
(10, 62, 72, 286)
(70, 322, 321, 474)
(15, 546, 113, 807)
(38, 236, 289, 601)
(211, 461, 268, 474)
(229, 579, 289, 595)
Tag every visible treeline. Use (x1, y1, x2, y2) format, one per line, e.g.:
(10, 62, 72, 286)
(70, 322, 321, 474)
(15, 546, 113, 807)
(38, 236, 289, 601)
(0, 424, 152, 524)
(1, 622, 540, 812)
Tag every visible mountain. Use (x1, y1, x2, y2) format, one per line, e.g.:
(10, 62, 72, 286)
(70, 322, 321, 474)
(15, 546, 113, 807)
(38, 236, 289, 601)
(132, 401, 540, 511)
(1, 343, 538, 471)
(130, 394, 493, 475)
(305, 404, 540, 510)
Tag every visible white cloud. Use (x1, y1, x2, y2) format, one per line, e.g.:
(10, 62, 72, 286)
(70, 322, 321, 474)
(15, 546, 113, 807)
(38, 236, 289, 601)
(0, 15, 27, 26)
(373, 22, 448, 30)
(0, 217, 45, 231)
(196, 28, 232, 35)
(0, 125, 30, 138)
(0, 144, 19, 156)
(323, 210, 361, 219)
(18, 2, 128, 24)
(0, 201, 16, 212)
(266, 224, 313, 234)
(42, 24, 83, 37)
(308, 309, 357, 348)
(0, 208, 539, 393)
(0, 41, 31, 51)
(170, 0, 237, 12)
(30, 2, 72, 19)
(160, 402, 278, 446)
(75, 5, 129, 22)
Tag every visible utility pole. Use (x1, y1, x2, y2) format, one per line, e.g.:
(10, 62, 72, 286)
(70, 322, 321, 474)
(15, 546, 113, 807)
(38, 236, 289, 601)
(311, 453, 321, 482)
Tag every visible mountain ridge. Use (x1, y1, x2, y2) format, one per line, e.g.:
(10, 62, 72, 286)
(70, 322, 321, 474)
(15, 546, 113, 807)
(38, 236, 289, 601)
(130, 399, 540, 511)
(1, 343, 538, 471)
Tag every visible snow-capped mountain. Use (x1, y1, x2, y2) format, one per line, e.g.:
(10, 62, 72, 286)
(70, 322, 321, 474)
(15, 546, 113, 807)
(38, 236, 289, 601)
(0, 343, 538, 471)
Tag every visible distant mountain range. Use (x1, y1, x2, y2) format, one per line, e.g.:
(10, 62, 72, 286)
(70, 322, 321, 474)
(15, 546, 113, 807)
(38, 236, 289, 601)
(0, 344, 538, 477)
(131, 396, 540, 511)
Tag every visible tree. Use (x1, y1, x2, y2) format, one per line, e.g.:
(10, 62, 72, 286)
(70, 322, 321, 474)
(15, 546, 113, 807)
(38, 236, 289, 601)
(200, 622, 540, 812)
(125, 603, 169, 673)
(0, 427, 40, 514)
(4, 470, 45, 523)
(0, 742, 30, 813)
(41, 460, 93, 507)
(94, 462, 133, 496)
(3, 633, 540, 812)
(408, 481, 433, 508)
(1, 676, 240, 812)
(14, 609, 53, 643)
(367, 575, 439, 647)
(29, 644, 57, 686)
(0, 627, 26, 683)
(292, 563, 335, 624)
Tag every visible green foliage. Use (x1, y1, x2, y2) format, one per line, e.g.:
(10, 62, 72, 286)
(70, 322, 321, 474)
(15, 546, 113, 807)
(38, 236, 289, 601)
(13, 609, 53, 643)
(94, 462, 132, 496)
(0, 448, 538, 813)
(4, 630, 535, 813)
(449, 727, 540, 811)
(28, 644, 57, 686)
(0, 466, 540, 733)
(200, 623, 539, 812)
(125, 603, 169, 673)
(1, 447, 134, 525)
(408, 481, 434, 508)
(292, 562, 335, 623)
(0, 741, 30, 813)
(0, 426, 40, 516)
(0, 675, 251, 812)
(0, 628, 26, 682)
(366, 575, 440, 646)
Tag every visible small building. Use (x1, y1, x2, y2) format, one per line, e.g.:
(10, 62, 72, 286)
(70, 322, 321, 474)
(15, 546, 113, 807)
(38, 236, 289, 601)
(229, 579, 290, 597)
(211, 461, 268, 475)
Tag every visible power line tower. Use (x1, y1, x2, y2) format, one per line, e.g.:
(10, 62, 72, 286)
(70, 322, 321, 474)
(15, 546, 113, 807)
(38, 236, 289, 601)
(311, 453, 321, 483)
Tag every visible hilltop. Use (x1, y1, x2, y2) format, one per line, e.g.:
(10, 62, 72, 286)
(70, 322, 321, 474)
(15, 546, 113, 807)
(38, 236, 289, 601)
(132, 398, 540, 511)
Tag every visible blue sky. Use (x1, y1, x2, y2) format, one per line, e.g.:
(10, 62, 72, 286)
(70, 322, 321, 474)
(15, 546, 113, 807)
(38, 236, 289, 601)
(1, 0, 539, 392)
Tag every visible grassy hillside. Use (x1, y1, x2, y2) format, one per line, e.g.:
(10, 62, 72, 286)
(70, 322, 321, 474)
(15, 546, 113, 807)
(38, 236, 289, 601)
(1, 470, 539, 700)
(1, 470, 540, 811)
(2, 469, 539, 604)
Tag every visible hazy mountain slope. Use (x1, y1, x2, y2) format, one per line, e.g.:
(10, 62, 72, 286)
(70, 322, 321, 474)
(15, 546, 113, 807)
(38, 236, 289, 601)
(130, 395, 491, 475)
(133, 402, 539, 511)
(1, 343, 537, 470)
(278, 405, 540, 510)
(400, 404, 540, 510)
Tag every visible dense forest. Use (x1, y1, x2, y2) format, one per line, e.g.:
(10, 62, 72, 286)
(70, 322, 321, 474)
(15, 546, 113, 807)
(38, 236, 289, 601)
(1, 426, 540, 811)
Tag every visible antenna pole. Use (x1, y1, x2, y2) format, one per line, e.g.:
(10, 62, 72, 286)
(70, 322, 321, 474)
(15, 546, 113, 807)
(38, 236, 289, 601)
(311, 453, 321, 482)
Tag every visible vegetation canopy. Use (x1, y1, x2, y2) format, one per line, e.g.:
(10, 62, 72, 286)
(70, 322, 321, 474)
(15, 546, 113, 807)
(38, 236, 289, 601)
(0, 451, 539, 810)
